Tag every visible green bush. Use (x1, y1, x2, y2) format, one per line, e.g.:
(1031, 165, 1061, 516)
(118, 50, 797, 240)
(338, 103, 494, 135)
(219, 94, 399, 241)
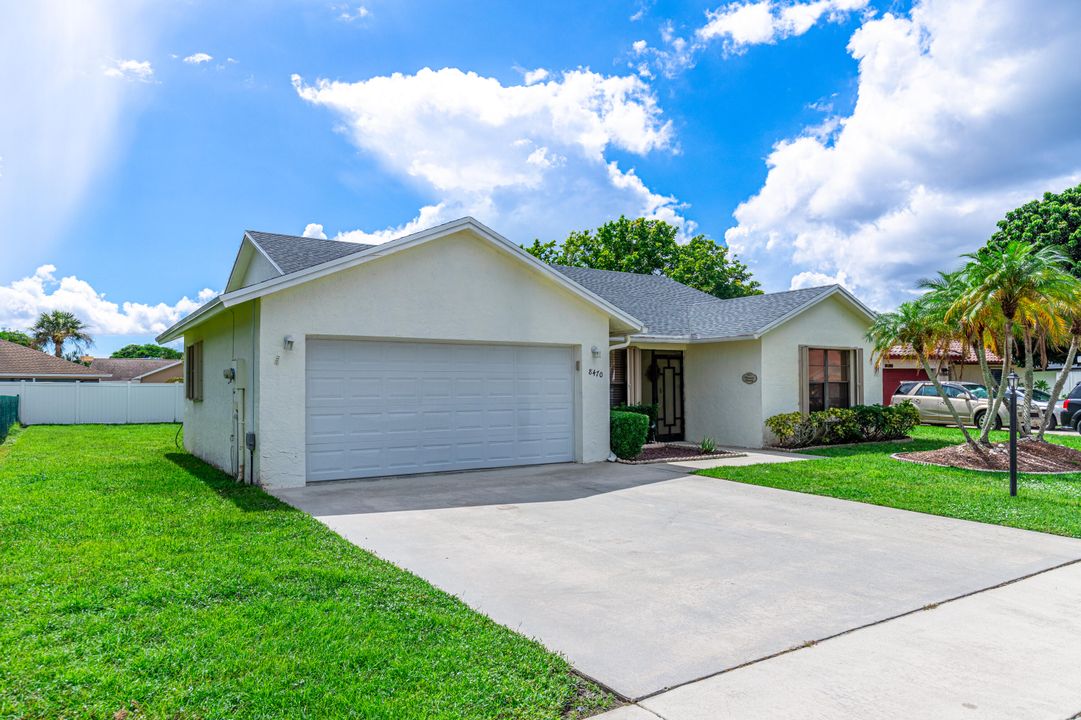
(611, 410, 649, 460)
(613, 403, 658, 441)
(766, 402, 919, 449)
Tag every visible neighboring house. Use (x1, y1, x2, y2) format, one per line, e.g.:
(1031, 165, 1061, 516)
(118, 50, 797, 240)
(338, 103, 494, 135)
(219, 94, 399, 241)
(158, 217, 881, 489)
(0, 339, 109, 382)
(882, 342, 1003, 403)
(88, 357, 183, 383)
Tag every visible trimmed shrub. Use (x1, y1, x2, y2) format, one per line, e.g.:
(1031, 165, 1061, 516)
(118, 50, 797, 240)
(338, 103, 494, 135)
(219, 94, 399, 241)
(613, 403, 659, 441)
(611, 410, 649, 460)
(766, 402, 919, 449)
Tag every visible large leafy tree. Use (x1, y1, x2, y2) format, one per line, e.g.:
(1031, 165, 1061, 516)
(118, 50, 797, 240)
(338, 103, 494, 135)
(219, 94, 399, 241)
(990, 182, 1081, 275)
(111, 343, 182, 360)
(31, 310, 93, 359)
(0, 330, 35, 348)
(524, 216, 762, 299)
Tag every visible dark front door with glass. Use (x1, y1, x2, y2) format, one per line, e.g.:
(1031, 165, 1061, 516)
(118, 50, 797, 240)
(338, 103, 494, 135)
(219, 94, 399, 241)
(650, 352, 685, 441)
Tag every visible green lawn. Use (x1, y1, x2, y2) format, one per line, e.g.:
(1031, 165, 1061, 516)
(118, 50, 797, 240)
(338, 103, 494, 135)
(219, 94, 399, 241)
(0, 425, 612, 720)
(698, 425, 1081, 539)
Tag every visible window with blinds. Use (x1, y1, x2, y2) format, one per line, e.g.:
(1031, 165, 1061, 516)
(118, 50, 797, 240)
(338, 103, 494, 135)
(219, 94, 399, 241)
(610, 348, 627, 407)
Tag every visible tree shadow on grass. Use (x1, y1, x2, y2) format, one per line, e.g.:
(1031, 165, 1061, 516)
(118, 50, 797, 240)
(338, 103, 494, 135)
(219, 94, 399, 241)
(803, 436, 957, 459)
(164, 452, 298, 513)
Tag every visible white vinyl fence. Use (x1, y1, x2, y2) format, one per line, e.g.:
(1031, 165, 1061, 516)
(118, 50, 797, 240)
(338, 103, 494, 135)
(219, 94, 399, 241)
(0, 381, 184, 425)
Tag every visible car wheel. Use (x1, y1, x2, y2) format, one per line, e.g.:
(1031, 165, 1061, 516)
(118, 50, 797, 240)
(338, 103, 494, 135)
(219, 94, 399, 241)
(976, 411, 1001, 431)
(1049, 415, 1058, 431)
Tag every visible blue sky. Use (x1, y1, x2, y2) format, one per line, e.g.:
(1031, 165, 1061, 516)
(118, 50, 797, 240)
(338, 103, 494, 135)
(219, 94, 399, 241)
(3, 0, 1080, 356)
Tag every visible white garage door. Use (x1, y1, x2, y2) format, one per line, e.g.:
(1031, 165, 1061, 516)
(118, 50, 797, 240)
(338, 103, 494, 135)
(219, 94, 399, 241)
(305, 339, 576, 481)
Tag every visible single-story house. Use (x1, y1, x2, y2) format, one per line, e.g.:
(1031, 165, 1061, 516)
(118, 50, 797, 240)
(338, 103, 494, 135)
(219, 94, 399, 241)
(0, 339, 110, 382)
(158, 217, 880, 488)
(88, 357, 184, 383)
(882, 342, 1003, 403)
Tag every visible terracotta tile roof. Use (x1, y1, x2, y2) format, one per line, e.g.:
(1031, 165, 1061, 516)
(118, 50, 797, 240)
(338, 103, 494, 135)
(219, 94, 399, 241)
(0, 339, 109, 379)
(87, 357, 180, 381)
(888, 341, 1003, 364)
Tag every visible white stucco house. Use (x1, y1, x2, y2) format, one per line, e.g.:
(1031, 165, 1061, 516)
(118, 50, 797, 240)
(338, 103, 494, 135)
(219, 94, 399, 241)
(158, 217, 880, 488)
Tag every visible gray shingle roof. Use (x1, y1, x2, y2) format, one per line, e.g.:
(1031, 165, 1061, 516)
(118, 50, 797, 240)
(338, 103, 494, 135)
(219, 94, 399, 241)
(87, 357, 179, 381)
(551, 265, 839, 339)
(246, 231, 375, 275)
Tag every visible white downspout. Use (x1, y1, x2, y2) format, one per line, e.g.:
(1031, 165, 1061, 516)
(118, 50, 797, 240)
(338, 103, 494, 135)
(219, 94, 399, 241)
(609, 336, 631, 351)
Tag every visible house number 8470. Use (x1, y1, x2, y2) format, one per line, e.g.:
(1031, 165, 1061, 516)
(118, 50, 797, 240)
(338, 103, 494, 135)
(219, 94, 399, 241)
(588, 368, 604, 378)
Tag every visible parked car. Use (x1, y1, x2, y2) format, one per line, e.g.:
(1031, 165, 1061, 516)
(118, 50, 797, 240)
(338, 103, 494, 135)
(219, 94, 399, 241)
(956, 382, 1058, 430)
(1057, 382, 1081, 432)
(891, 381, 1041, 429)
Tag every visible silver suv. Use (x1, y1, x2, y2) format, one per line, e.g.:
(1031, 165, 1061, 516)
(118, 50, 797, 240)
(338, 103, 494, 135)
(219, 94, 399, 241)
(891, 381, 1041, 429)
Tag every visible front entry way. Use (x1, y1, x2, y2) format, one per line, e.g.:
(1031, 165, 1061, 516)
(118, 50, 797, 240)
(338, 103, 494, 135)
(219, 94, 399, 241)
(650, 352, 685, 441)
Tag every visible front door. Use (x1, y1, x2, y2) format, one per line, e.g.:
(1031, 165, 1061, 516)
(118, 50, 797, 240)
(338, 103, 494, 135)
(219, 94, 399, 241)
(651, 352, 685, 441)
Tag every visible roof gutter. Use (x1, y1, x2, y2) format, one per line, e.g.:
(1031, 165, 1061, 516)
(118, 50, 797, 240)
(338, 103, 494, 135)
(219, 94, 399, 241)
(156, 296, 225, 344)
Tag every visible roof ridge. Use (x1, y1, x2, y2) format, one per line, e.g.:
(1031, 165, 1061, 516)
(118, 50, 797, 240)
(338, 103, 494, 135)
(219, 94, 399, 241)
(246, 230, 373, 248)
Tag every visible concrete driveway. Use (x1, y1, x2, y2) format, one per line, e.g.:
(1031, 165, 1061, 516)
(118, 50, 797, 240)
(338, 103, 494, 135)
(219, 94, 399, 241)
(272, 462, 1081, 702)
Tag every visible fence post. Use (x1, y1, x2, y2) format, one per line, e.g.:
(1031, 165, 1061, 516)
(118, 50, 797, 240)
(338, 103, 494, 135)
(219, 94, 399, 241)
(126, 382, 132, 424)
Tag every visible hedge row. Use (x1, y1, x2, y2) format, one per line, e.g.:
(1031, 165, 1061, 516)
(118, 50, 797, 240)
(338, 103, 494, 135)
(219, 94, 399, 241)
(765, 402, 920, 449)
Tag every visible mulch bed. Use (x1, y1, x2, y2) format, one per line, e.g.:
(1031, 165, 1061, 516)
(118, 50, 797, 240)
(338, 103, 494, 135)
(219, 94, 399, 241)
(618, 442, 744, 465)
(895, 439, 1081, 474)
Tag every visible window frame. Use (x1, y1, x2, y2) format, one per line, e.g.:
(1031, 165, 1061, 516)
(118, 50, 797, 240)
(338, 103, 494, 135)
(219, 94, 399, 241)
(799, 345, 863, 414)
(185, 341, 204, 402)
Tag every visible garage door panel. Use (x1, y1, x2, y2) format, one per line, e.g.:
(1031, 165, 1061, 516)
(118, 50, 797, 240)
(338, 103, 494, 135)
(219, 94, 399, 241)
(306, 339, 576, 481)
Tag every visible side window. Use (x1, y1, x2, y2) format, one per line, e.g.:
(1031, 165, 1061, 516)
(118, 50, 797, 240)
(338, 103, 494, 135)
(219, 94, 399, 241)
(185, 341, 204, 402)
(943, 386, 967, 398)
(917, 384, 939, 397)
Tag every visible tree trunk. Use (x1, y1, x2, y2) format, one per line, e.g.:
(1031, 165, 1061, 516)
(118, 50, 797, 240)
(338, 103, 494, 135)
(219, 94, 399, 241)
(52, 334, 63, 358)
(1036, 336, 1078, 441)
(918, 351, 978, 448)
(981, 320, 1014, 444)
(975, 339, 996, 397)
(1022, 326, 1035, 436)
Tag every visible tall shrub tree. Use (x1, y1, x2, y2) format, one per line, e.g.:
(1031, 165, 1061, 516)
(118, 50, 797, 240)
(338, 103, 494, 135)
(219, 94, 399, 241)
(111, 343, 182, 360)
(524, 216, 762, 299)
(990, 183, 1081, 276)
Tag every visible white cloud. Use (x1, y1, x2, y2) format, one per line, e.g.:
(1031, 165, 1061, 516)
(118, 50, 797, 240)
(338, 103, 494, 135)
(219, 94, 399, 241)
(183, 52, 213, 64)
(641, 0, 866, 76)
(103, 58, 154, 82)
(725, 0, 1081, 308)
(302, 223, 328, 239)
(697, 0, 869, 51)
(522, 67, 549, 85)
(337, 4, 370, 21)
(293, 67, 688, 244)
(0, 265, 216, 337)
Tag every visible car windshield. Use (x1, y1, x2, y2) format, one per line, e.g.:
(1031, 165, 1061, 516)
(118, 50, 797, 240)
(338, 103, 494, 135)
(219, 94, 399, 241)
(1031, 389, 1051, 402)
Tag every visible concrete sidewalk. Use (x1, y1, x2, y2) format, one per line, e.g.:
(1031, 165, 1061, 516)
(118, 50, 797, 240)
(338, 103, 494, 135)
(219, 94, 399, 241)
(601, 561, 1081, 719)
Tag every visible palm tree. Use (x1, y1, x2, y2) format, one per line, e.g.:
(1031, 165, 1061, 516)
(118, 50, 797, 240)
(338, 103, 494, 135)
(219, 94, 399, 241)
(868, 299, 980, 448)
(956, 241, 1079, 443)
(31, 311, 93, 359)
